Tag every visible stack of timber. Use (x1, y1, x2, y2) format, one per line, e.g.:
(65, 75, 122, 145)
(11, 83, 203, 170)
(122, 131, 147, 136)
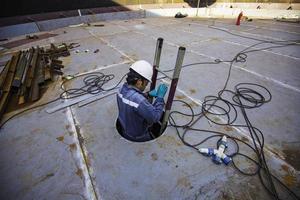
(0, 43, 70, 121)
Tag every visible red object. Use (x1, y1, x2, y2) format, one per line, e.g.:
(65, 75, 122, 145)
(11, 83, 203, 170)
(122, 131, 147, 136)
(236, 11, 243, 26)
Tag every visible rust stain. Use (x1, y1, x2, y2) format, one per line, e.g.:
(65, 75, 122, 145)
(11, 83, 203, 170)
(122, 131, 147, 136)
(182, 101, 199, 108)
(65, 125, 74, 136)
(283, 174, 297, 187)
(190, 101, 199, 107)
(221, 191, 233, 200)
(61, 56, 71, 66)
(56, 136, 64, 142)
(189, 89, 196, 94)
(76, 168, 84, 180)
(121, 55, 131, 62)
(129, 54, 139, 61)
(177, 177, 192, 188)
(32, 173, 55, 187)
(281, 164, 289, 172)
(31, 128, 41, 134)
(176, 95, 186, 100)
(180, 151, 194, 157)
(283, 149, 300, 171)
(224, 126, 233, 132)
(213, 117, 221, 122)
(86, 155, 92, 167)
(44, 173, 54, 179)
(68, 131, 74, 136)
(241, 136, 249, 142)
(210, 37, 222, 42)
(136, 149, 144, 157)
(267, 147, 285, 160)
(158, 135, 183, 148)
(151, 153, 158, 161)
(76, 126, 85, 145)
(69, 143, 77, 151)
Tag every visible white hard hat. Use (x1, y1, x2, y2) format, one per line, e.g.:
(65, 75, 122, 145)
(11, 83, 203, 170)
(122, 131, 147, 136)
(130, 60, 153, 82)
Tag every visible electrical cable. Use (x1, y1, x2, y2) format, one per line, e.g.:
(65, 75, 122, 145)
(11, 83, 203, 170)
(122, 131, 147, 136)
(163, 28, 300, 199)
(208, 25, 300, 44)
(60, 72, 127, 99)
(1, 21, 299, 200)
(169, 85, 299, 199)
(0, 72, 127, 128)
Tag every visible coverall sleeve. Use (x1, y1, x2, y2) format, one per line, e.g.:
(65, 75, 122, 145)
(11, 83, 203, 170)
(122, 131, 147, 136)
(136, 97, 164, 124)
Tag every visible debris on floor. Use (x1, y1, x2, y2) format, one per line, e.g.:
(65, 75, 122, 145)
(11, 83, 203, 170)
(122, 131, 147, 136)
(26, 34, 39, 39)
(1, 33, 58, 49)
(0, 43, 70, 120)
(175, 12, 188, 18)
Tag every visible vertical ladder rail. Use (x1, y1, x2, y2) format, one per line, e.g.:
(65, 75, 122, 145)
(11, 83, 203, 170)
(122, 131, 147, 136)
(160, 46, 186, 134)
(149, 38, 164, 103)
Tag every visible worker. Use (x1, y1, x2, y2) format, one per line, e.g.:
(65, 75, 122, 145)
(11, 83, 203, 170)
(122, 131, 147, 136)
(116, 60, 168, 142)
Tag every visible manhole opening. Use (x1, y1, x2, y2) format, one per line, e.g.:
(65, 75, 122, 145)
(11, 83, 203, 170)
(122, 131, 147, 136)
(116, 112, 167, 143)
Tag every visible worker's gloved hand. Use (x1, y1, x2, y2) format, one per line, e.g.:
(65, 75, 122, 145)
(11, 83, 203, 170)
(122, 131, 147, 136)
(148, 89, 158, 97)
(157, 83, 168, 98)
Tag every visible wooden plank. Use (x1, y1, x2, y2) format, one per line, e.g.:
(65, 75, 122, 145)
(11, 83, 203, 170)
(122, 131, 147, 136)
(29, 49, 42, 101)
(37, 55, 45, 85)
(44, 66, 51, 81)
(0, 53, 19, 120)
(0, 61, 10, 89)
(21, 48, 34, 85)
(26, 47, 39, 88)
(0, 60, 12, 100)
(12, 51, 27, 88)
(18, 48, 34, 104)
(9, 51, 21, 73)
(52, 59, 63, 65)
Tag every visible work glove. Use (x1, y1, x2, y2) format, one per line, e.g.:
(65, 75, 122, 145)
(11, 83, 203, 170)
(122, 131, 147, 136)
(149, 89, 158, 97)
(157, 83, 168, 98)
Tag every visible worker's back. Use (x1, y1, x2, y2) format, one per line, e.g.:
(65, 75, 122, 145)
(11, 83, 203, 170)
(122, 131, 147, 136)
(117, 83, 164, 142)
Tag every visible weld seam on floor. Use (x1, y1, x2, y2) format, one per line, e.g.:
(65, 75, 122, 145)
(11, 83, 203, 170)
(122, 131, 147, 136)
(74, 60, 131, 77)
(130, 29, 300, 93)
(187, 48, 300, 93)
(190, 22, 287, 41)
(87, 29, 135, 62)
(222, 40, 300, 60)
(63, 83, 99, 200)
(135, 29, 300, 92)
(212, 19, 300, 35)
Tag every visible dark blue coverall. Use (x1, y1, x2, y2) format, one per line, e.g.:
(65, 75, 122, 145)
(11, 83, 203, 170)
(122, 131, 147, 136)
(117, 83, 165, 142)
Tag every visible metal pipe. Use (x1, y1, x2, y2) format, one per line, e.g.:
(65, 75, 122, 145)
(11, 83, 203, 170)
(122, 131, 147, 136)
(160, 46, 186, 134)
(196, 0, 201, 17)
(150, 37, 163, 103)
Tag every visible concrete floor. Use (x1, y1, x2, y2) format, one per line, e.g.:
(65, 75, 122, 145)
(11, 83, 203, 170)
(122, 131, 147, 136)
(0, 16, 300, 200)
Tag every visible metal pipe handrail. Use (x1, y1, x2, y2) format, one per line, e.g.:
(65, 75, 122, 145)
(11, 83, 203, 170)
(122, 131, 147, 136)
(160, 46, 186, 134)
